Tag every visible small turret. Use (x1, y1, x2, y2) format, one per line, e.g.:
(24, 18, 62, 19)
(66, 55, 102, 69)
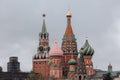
(108, 63, 112, 72)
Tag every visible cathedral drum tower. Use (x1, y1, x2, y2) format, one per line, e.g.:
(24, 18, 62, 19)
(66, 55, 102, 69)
(80, 39, 94, 75)
(49, 40, 63, 80)
(61, 11, 78, 77)
(32, 14, 50, 80)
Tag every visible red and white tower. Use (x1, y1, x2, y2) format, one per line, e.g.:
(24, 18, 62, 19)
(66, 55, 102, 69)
(32, 14, 50, 80)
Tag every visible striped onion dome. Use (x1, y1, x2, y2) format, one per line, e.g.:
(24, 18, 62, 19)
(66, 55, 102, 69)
(80, 39, 94, 56)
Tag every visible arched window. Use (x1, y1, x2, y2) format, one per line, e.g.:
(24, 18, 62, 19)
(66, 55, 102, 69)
(79, 76, 81, 80)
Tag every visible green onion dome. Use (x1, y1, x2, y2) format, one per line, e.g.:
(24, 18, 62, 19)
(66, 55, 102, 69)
(68, 58, 77, 65)
(80, 39, 94, 56)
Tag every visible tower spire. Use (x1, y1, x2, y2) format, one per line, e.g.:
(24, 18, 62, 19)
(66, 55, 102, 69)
(65, 11, 73, 36)
(41, 14, 47, 33)
(33, 13, 50, 80)
(61, 11, 78, 77)
(62, 11, 77, 54)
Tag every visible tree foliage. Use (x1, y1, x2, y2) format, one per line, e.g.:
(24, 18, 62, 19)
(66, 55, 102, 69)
(103, 72, 113, 80)
(27, 71, 43, 80)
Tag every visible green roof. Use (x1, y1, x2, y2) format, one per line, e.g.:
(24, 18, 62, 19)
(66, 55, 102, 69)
(68, 58, 77, 65)
(80, 39, 94, 56)
(91, 70, 120, 79)
(41, 19, 47, 33)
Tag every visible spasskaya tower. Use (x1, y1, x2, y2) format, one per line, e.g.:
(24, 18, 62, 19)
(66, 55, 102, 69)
(32, 14, 50, 80)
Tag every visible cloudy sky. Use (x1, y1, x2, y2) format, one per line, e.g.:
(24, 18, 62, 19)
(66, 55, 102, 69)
(0, 0, 120, 72)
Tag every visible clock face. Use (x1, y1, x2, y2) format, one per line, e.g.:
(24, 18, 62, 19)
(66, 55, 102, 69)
(39, 46, 43, 51)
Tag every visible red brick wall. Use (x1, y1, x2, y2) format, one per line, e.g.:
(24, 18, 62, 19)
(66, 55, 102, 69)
(62, 55, 77, 64)
(33, 60, 49, 80)
(83, 56, 94, 75)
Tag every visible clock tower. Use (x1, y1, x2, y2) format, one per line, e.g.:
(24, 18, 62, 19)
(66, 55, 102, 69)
(32, 14, 50, 80)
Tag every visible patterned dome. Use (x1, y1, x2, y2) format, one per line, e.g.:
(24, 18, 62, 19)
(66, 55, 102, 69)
(68, 58, 77, 65)
(80, 39, 94, 56)
(49, 41, 63, 56)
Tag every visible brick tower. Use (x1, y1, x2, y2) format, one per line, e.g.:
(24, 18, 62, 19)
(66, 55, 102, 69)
(80, 39, 94, 75)
(49, 40, 63, 80)
(32, 14, 50, 80)
(61, 11, 78, 77)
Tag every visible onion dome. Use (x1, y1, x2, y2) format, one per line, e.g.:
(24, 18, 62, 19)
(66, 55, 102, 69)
(49, 40, 63, 56)
(80, 39, 94, 56)
(68, 58, 77, 65)
(66, 11, 72, 17)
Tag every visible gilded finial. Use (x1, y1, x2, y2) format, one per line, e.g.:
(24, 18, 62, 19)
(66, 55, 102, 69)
(66, 9, 72, 17)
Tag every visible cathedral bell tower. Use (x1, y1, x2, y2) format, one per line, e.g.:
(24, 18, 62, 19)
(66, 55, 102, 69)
(61, 11, 78, 77)
(32, 14, 50, 80)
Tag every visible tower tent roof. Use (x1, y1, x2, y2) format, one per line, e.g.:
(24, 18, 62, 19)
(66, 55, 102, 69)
(41, 14, 47, 33)
(65, 23, 73, 36)
(65, 11, 73, 36)
(63, 11, 76, 40)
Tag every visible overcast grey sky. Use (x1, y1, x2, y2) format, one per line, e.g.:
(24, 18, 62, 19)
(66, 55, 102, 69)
(0, 0, 120, 72)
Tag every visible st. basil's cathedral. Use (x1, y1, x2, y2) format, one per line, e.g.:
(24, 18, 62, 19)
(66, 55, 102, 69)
(0, 11, 120, 80)
(32, 11, 95, 80)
